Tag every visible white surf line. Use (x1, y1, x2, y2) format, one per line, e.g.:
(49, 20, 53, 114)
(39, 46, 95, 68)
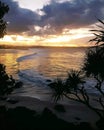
(16, 52, 37, 62)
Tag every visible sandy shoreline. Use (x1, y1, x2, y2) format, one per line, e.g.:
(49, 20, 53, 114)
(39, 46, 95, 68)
(0, 95, 99, 125)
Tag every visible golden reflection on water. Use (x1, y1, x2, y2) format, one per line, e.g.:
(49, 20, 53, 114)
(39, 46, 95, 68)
(36, 49, 85, 78)
(18, 48, 85, 79)
(0, 53, 18, 75)
(0, 50, 27, 77)
(0, 48, 86, 79)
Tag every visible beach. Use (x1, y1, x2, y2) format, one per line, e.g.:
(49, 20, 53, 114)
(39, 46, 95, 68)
(0, 95, 99, 125)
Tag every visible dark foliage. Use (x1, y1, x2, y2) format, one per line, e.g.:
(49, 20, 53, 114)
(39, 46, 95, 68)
(0, 64, 23, 98)
(85, 19, 104, 80)
(0, 1, 9, 38)
(49, 69, 84, 102)
(65, 70, 84, 92)
(49, 78, 65, 102)
(83, 47, 104, 81)
(89, 19, 104, 46)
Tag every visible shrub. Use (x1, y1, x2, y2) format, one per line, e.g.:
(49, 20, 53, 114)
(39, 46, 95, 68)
(0, 64, 23, 99)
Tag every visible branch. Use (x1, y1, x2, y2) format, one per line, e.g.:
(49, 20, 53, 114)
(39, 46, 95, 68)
(63, 92, 85, 104)
(66, 86, 104, 119)
(97, 97, 104, 109)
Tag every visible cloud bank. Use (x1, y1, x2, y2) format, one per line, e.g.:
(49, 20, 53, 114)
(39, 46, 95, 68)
(3, 0, 39, 34)
(3, 0, 104, 36)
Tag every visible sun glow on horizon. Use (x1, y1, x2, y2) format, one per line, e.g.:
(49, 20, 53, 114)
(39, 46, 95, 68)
(1, 36, 14, 42)
(40, 28, 92, 46)
(43, 35, 71, 43)
(0, 28, 92, 47)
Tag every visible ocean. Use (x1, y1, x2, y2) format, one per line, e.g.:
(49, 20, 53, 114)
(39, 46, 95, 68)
(0, 47, 90, 101)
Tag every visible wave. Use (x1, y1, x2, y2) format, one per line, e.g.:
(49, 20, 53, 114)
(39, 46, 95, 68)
(16, 52, 37, 62)
(18, 70, 48, 87)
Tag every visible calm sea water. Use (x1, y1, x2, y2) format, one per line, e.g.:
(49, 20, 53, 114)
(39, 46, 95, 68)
(0, 47, 87, 101)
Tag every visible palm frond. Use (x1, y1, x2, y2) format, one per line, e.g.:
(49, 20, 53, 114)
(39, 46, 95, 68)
(49, 78, 65, 102)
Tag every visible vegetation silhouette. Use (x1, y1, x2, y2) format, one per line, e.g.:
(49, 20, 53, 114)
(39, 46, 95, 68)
(0, 0, 104, 129)
(0, 1, 9, 38)
(0, 63, 23, 99)
(89, 19, 104, 46)
(0, 1, 22, 99)
(49, 19, 104, 129)
(83, 48, 104, 80)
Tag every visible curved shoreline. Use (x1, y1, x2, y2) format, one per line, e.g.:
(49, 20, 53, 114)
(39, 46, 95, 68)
(0, 95, 99, 124)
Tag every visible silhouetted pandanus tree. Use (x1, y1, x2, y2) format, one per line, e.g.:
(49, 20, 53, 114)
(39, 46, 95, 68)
(49, 69, 103, 119)
(83, 19, 104, 97)
(49, 19, 104, 126)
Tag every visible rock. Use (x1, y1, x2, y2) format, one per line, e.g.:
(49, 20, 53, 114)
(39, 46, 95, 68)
(46, 79, 52, 82)
(54, 104, 66, 112)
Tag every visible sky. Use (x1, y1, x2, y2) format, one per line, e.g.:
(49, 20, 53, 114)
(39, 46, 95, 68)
(0, 0, 104, 47)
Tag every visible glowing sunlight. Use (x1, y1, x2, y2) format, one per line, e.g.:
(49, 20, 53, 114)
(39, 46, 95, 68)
(0, 28, 92, 47)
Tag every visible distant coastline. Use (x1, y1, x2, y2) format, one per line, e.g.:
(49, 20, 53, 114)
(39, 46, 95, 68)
(0, 44, 89, 49)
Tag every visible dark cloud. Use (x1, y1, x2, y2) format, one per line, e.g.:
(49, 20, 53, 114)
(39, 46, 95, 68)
(3, 0, 40, 34)
(38, 0, 104, 34)
(2, 0, 104, 36)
